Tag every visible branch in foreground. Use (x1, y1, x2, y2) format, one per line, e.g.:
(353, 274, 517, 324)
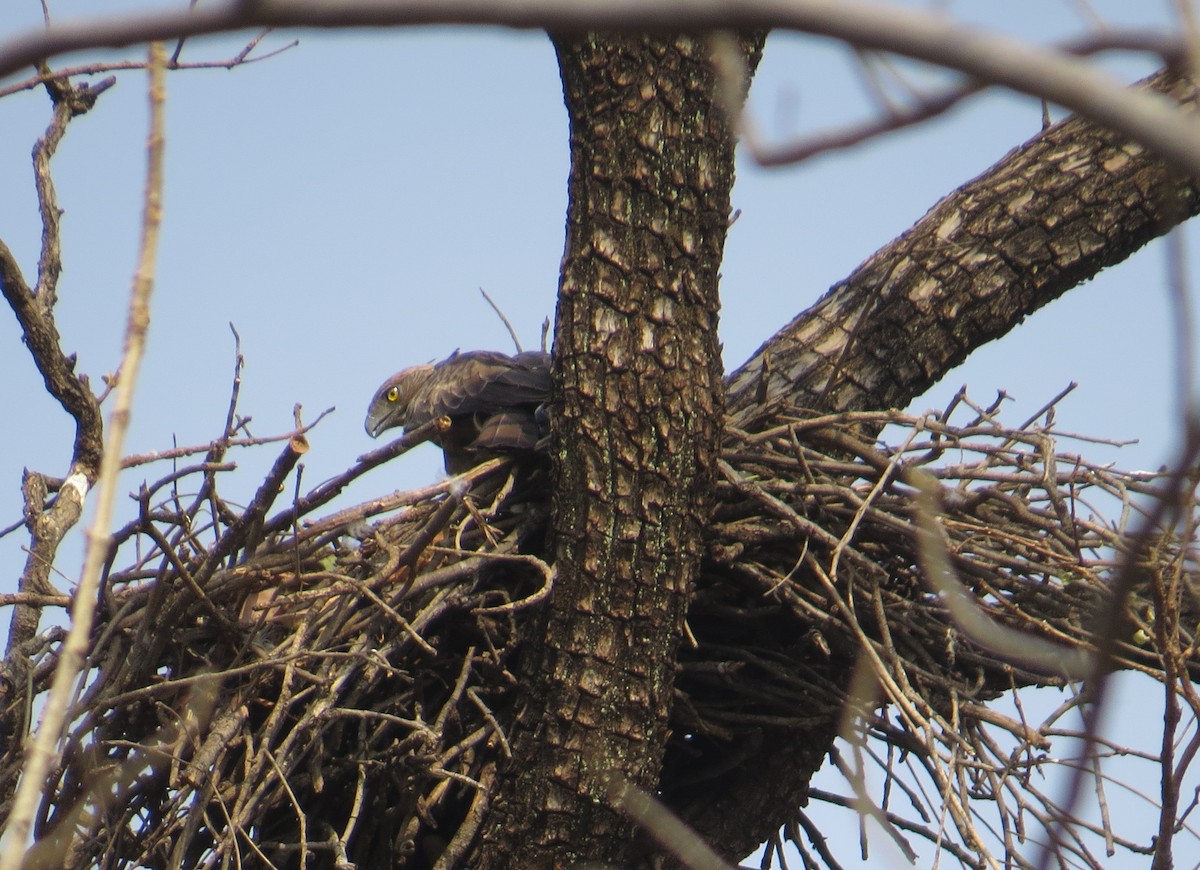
(744, 29, 1184, 167)
(1, 2, 1199, 177)
(0, 34, 298, 100)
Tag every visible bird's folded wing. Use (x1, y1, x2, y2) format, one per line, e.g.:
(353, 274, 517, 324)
(411, 351, 552, 423)
(471, 409, 544, 452)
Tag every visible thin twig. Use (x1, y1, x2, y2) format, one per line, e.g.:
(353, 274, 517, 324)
(479, 287, 523, 353)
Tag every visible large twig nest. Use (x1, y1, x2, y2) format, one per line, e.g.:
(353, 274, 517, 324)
(9, 392, 1196, 868)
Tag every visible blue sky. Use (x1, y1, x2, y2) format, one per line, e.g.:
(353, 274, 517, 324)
(0, 1, 1194, 865)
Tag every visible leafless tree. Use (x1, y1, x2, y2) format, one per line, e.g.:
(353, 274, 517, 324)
(1, 4, 1199, 868)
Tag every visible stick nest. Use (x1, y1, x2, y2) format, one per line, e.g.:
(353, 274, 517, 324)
(8, 392, 1198, 869)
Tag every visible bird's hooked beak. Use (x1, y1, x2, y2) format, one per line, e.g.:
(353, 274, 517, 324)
(365, 405, 401, 439)
(365, 386, 405, 438)
(364, 413, 387, 439)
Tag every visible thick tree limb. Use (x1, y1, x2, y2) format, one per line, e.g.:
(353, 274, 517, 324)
(727, 68, 1200, 418)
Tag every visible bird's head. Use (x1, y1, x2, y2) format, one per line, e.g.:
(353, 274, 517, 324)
(364, 364, 435, 438)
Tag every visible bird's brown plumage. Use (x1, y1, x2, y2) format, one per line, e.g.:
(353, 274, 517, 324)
(365, 350, 551, 473)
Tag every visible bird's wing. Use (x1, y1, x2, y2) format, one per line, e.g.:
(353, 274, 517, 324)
(410, 351, 551, 423)
(471, 409, 544, 452)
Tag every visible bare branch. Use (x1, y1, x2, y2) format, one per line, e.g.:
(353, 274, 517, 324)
(0, 37, 299, 100)
(0, 2, 1199, 179)
(0, 71, 106, 700)
(479, 287, 523, 353)
(744, 79, 981, 166)
(0, 43, 168, 870)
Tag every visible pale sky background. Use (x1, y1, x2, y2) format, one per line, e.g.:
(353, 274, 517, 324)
(0, 1, 1196, 866)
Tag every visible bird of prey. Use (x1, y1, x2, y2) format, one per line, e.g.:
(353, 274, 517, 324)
(365, 350, 552, 473)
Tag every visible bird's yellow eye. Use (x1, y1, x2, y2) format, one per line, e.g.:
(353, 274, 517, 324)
(387, 386, 399, 403)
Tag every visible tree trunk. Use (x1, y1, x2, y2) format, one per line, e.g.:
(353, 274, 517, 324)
(476, 31, 765, 868)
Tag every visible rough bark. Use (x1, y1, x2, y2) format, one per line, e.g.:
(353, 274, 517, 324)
(476, 31, 765, 868)
(726, 68, 1200, 419)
